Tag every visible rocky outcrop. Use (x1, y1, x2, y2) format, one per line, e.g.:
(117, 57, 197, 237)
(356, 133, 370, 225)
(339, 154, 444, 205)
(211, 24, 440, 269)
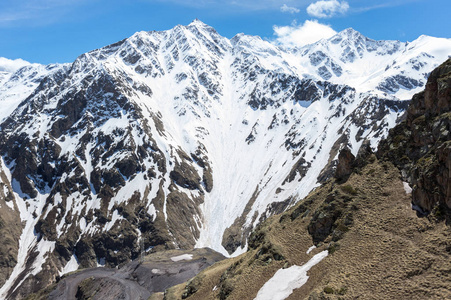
(222, 188, 260, 255)
(378, 58, 451, 218)
(334, 147, 355, 182)
(406, 59, 451, 122)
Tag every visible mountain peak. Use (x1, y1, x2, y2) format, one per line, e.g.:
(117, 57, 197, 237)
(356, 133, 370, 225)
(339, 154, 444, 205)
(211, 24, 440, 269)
(336, 27, 366, 40)
(324, 27, 371, 49)
(187, 18, 213, 31)
(181, 19, 221, 39)
(189, 18, 205, 26)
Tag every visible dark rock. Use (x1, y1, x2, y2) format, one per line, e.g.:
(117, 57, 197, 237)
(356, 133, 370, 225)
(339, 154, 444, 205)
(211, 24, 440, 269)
(74, 238, 97, 268)
(170, 161, 202, 190)
(222, 188, 259, 254)
(318, 66, 332, 80)
(309, 51, 327, 66)
(335, 147, 355, 182)
(377, 75, 423, 94)
(115, 155, 140, 178)
(283, 157, 311, 184)
(166, 191, 204, 249)
(378, 58, 451, 217)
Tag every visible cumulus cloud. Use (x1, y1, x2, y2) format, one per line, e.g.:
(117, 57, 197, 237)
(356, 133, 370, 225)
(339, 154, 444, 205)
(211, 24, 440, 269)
(0, 57, 31, 73)
(280, 4, 300, 14)
(273, 20, 337, 48)
(307, 0, 349, 18)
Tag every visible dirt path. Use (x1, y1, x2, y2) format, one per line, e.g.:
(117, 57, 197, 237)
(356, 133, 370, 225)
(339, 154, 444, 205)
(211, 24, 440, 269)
(48, 248, 225, 299)
(49, 267, 151, 300)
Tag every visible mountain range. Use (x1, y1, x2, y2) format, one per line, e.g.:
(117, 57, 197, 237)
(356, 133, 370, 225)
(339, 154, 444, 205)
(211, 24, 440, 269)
(0, 20, 450, 298)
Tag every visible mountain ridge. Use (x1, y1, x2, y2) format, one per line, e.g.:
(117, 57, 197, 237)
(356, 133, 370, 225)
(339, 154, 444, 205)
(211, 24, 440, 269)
(0, 20, 450, 298)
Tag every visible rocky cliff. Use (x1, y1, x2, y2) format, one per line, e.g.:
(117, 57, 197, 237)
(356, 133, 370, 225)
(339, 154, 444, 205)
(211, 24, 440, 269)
(379, 58, 451, 218)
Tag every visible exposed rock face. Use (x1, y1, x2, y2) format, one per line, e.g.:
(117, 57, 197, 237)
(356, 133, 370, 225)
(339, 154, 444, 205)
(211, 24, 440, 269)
(407, 59, 451, 121)
(334, 147, 355, 182)
(379, 58, 451, 217)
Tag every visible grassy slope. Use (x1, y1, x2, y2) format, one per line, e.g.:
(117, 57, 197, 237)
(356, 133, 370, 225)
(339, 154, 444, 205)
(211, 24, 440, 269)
(166, 157, 451, 300)
(0, 166, 22, 289)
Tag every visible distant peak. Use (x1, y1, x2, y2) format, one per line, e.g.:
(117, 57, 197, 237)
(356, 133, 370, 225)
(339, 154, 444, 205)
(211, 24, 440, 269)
(185, 19, 219, 36)
(326, 28, 372, 46)
(231, 33, 262, 43)
(188, 19, 208, 27)
(416, 34, 434, 41)
(342, 27, 359, 33)
(338, 28, 364, 38)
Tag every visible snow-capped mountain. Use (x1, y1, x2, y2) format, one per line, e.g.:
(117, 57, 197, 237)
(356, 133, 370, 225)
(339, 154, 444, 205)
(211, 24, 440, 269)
(0, 20, 449, 298)
(0, 59, 69, 122)
(280, 28, 451, 100)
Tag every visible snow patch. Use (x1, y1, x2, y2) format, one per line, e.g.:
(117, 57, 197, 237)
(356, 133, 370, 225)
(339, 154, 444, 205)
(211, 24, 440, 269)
(60, 254, 79, 276)
(254, 250, 328, 300)
(403, 182, 412, 194)
(170, 254, 193, 262)
(4, 199, 14, 210)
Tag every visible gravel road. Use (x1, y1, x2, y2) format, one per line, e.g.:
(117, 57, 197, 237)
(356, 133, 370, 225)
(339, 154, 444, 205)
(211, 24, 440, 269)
(48, 248, 225, 299)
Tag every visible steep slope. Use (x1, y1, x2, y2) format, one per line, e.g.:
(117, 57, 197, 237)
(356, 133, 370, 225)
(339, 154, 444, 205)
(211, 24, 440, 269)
(0, 59, 69, 122)
(378, 58, 451, 218)
(166, 159, 451, 300)
(165, 59, 451, 300)
(0, 160, 21, 290)
(0, 21, 449, 298)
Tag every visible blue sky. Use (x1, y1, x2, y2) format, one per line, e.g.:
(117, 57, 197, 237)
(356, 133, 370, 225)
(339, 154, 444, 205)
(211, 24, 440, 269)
(0, 0, 449, 64)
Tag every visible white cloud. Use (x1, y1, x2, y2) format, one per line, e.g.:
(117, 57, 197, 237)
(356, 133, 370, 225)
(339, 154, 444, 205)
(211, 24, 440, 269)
(280, 4, 300, 14)
(0, 57, 31, 73)
(273, 19, 337, 48)
(307, 0, 349, 18)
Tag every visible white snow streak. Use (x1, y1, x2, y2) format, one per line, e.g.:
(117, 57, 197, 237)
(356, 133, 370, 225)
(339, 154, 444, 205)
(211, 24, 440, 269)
(306, 245, 316, 254)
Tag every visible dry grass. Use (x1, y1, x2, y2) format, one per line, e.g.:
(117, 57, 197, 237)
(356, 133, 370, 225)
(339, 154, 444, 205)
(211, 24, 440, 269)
(165, 159, 451, 299)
